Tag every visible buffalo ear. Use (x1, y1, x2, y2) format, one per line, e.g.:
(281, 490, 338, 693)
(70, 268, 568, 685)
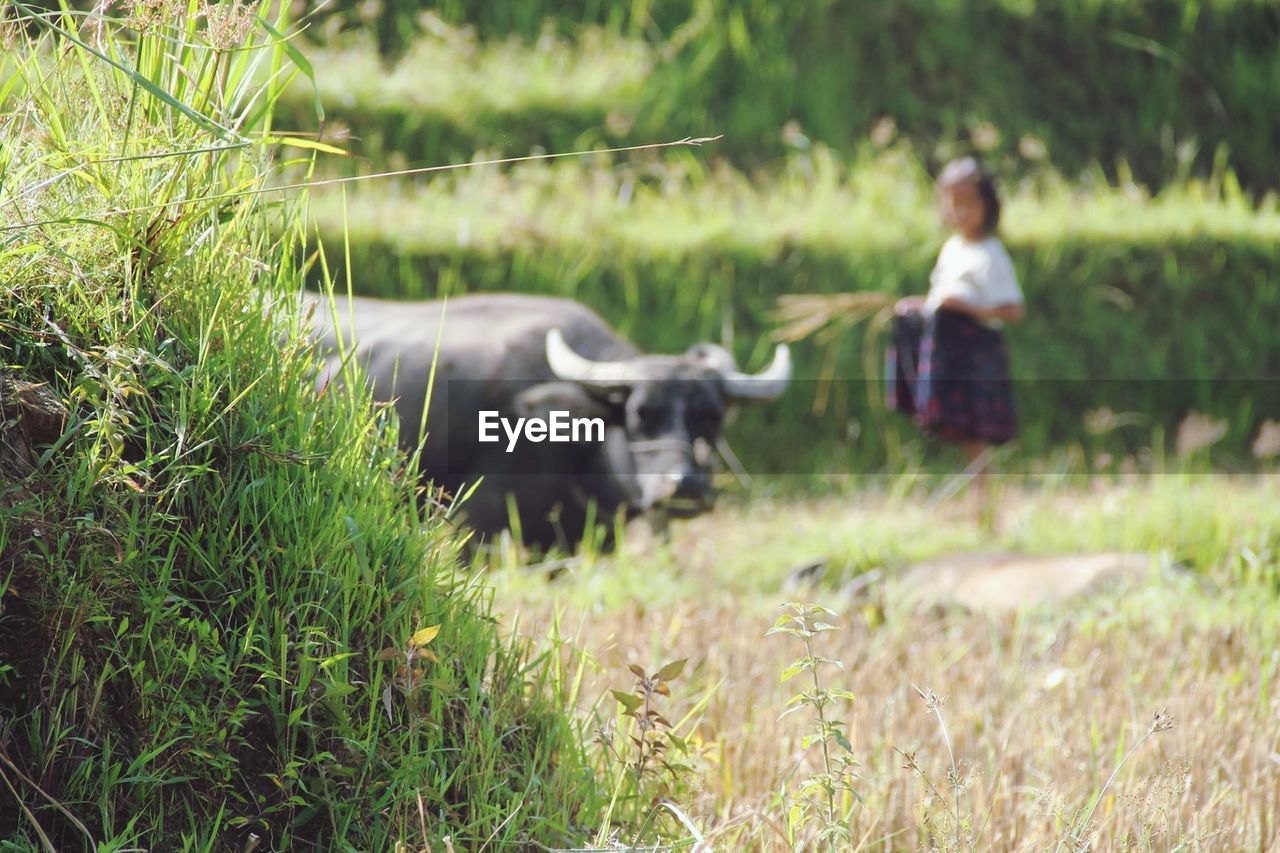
(513, 381, 618, 423)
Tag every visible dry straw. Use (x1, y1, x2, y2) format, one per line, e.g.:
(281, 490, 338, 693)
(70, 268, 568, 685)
(772, 292, 895, 414)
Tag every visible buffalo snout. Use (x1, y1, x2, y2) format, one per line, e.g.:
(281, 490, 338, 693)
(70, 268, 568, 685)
(632, 449, 715, 516)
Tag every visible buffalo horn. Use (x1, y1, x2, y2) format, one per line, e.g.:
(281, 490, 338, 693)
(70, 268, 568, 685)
(720, 344, 792, 401)
(545, 328, 644, 387)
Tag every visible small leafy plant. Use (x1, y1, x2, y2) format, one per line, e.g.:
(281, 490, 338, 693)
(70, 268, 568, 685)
(595, 657, 700, 845)
(606, 658, 690, 790)
(769, 602, 861, 848)
(377, 624, 441, 719)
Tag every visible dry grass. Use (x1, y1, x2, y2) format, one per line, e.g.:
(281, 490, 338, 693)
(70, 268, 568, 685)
(491, 476, 1280, 850)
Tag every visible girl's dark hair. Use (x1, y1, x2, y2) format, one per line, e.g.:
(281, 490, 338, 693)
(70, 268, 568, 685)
(938, 157, 1001, 232)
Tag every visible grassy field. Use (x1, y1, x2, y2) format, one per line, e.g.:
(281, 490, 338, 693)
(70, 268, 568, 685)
(301, 150, 1280, 256)
(273, 26, 651, 163)
(488, 473, 1280, 849)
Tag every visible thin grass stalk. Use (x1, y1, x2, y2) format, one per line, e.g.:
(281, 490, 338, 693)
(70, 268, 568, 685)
(1054, 710, 1176, 853)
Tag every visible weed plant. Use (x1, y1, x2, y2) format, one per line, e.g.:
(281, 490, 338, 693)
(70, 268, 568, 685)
(769, 602, 860, 848)
(594, 658, 704, 847)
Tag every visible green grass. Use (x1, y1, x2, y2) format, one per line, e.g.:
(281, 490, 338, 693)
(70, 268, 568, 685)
(26, 2, 1280, 188)
(274, 25, 652, 165)
(492, 472, 1280, 609)
(0, 4, 596, 847)
(302, 148, 1280, 254)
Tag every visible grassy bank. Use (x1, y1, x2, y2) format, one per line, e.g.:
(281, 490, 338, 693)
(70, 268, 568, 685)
(273, 27, 651, 168)
(0, 5, 595, 847)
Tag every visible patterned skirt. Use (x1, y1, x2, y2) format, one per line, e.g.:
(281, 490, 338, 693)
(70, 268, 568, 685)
(885, 308, 1017, 445)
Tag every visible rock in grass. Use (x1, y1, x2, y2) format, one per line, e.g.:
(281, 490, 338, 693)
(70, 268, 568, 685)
(783, 558, 828, 592)
(895, 551, 1169, 614)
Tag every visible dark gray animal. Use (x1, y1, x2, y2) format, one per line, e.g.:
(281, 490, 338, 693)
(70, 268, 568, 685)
(304, 292, 790, 551)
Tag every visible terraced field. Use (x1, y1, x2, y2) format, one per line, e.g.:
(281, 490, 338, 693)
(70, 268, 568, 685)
(273, 23, 1280, 475)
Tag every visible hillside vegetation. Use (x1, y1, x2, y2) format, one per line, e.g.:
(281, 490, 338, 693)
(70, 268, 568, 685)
(0, 5, 594, 847)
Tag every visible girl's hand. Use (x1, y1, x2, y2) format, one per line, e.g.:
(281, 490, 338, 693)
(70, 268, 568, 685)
(937, 298, 1024, 324)
(993, 302, 1024, 322)
(987, 304, 1025, 324)
(895, 296, 925, 316)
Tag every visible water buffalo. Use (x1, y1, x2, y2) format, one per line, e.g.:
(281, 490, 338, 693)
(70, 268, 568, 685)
(304, 292, 790, 551)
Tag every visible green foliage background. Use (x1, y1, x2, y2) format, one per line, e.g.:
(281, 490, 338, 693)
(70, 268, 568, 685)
(319, 221, 1280, 474)
(306, 0, 1280, 191)
(300, 149, 1280, 473)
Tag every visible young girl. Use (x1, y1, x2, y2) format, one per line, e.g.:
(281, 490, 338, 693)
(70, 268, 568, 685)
(887, 157, 1024, 514)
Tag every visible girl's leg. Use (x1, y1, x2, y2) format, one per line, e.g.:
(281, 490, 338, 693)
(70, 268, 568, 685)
(961, 440, 996, 529)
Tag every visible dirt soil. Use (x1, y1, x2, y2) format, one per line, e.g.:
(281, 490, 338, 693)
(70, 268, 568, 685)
(0, 370, 67, 482)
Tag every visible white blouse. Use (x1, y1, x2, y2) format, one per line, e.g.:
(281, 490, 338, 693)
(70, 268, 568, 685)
(925, 235, 1024, 327)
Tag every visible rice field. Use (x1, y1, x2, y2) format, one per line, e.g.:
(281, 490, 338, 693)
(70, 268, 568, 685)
(489, 474, 1280, 849)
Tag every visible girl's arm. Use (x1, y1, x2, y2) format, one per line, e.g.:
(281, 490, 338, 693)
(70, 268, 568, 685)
(937, 297, 1025, 324)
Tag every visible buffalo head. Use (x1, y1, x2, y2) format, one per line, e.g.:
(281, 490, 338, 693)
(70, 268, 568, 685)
(541, 328, 791, 516)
